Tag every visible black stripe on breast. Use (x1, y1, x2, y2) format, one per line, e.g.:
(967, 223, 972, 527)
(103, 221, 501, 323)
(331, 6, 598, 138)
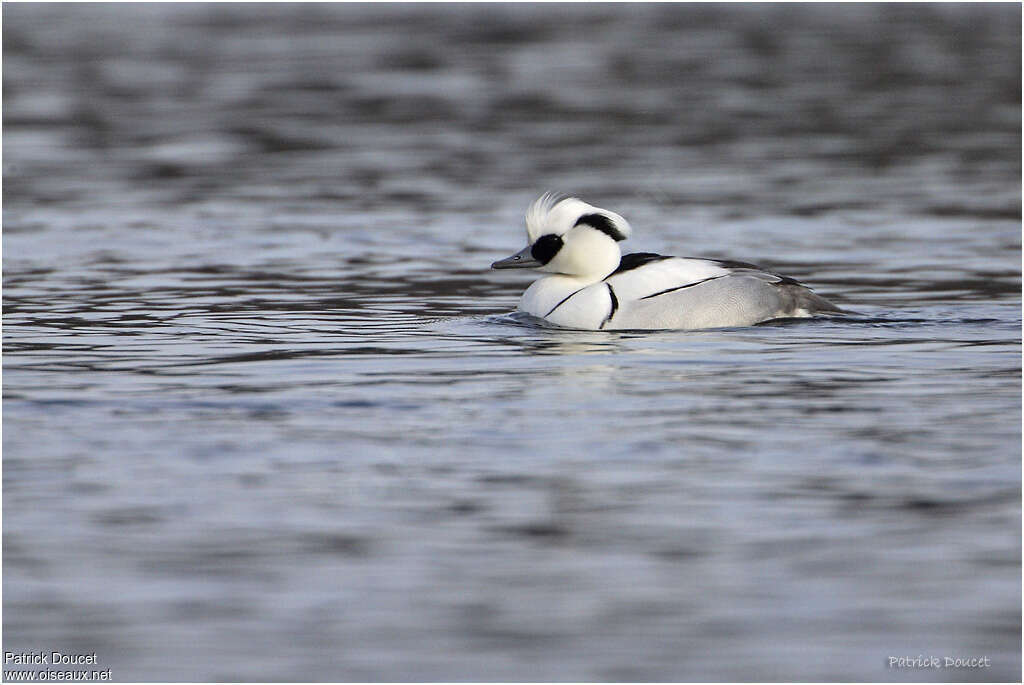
(574, 213, 627, 242)
(638, 274, 727, 300)
(609, 252, 670, 276)
(545, 287, 584, 317)
(600, 284, 619, 329)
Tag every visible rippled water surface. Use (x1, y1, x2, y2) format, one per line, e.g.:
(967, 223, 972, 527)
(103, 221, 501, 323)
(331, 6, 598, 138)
(3, 4, 1021, 682)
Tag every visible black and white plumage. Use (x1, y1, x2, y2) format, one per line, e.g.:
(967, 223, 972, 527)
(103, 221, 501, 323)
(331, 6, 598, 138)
(491, 193, 843, 330)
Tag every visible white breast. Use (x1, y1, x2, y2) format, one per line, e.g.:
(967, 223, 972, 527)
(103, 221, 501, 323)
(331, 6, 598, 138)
(519, 275, 612, 330)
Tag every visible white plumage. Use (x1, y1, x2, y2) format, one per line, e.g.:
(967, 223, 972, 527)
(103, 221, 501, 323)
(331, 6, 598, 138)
(491, 194, 843, 330)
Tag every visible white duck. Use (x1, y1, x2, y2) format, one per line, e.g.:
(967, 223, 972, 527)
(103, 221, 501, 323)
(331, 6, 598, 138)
(491, 193, 843, 330)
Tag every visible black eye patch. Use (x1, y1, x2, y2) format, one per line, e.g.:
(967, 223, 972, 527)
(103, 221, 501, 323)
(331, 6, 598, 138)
(531, 234, 564, 264)
(574, 213, 626, 241)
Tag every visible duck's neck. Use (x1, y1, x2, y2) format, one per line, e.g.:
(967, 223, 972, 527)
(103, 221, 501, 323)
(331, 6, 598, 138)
(554, 246, 621, 285)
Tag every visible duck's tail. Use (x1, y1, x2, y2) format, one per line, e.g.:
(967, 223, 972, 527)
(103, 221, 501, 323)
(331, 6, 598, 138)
(779, 283, 855, 316)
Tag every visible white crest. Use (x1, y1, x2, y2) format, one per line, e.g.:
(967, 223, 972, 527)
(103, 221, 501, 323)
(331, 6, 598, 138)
(524, 192, 632, 243)
(524, 192, 568, 242)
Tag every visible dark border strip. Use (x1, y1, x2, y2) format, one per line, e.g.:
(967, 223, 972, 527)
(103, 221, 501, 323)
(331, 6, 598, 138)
(638, 275, 727, 300)
(600, 284, 619, 329)
(574, 213, 627, 242)
(609, 252, 670, 276)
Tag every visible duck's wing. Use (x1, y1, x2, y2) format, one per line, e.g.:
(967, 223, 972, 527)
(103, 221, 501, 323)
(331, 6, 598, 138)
(694, 258, 843, 315)
(604, 256, 733, 302)
(604, 255, 842, 330)
(698, 258, 807, 286)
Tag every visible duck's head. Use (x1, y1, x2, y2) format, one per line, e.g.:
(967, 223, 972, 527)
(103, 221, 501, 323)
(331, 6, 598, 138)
(491, 193, 632, 280)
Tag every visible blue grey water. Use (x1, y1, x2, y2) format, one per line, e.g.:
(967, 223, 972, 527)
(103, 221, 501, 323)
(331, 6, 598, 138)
(3, 4, 1020, 682)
